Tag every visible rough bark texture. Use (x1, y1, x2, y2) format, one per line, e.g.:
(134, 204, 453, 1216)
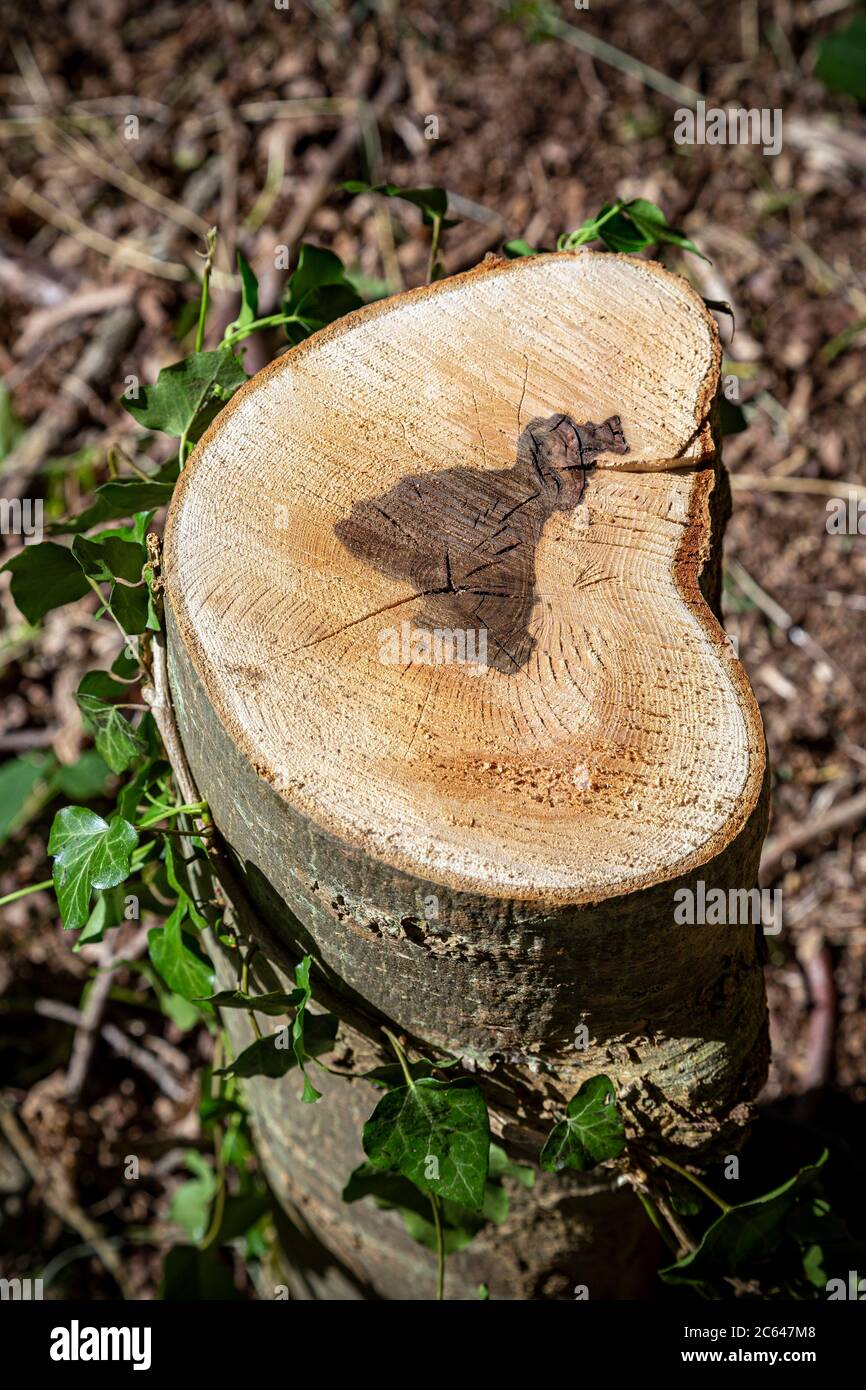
(163, 252, 769, 1298)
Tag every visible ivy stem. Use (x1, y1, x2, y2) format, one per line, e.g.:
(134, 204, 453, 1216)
(635, 1189, 679, 1255)
(0, 879, 52, 908)
(84, 575, 130, 645)
(195, 227, 218, 353)
(430, 1192, 445, 1300)
(560, 199, 625, 250)
(654, 1153, 732, 1214)
(135, 801, 209, 830)
(426, 215, 443, 284)
(239, 947, 263, 1039)
(221, 312, 303, 348)
(382, 1026, 415, 1088)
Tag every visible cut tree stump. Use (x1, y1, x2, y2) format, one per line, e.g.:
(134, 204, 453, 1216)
(164, 251, 770, 1299)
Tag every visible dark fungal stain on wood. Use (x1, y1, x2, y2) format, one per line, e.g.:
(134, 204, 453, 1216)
(335, 413, 629, 673)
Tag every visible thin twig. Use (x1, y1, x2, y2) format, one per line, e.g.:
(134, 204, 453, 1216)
(64, 927, 149, 1103)
(760, 786, 866, 879)
(730, 474, 866, 501)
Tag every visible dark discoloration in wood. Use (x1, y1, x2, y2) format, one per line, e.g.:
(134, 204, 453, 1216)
(335, 414, 629, 673)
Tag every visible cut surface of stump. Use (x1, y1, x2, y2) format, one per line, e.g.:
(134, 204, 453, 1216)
(166, 251, 765, 905)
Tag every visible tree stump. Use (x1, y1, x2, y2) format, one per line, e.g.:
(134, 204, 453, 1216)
(163, 251, 769, 1299)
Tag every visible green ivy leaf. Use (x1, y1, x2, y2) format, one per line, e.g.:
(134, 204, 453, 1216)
(148, 900, 214, 1001)
(53, 479, 175, 535)
(48, 805, 138, 929)
(71, 533, 146, 584)
(363, 1077, 490, 1211)
(362, 1057, 459, 1089)
(109, 580, 154, 635)
(51, 749, 113, 802)
(0, 381, 25, 460)
(660, 1153, 829, 1286)
(559, 200, 706, 260)
(202, 988, 305, 1015)
(344, 181, 457, 228)
(116, 757, 158, 822)
(124, 348, 246, 442)
(489, 1141, 535, 1189)
(815, 14, 866, 102)
(290, 955, 328, 1101)
(503, 238, 539, 258)
(170, 1151, 217, 1240)
(344, 1140, 511, 1253)
(2, 542, 90, 623)
(621, 199, 707, 260)
(225, 250, 259, 337)
(215, 1011, 338, 1080)
(75, 676, 147, 774)
(0, 753, 49, 846)
(160, 838, 209, 930)
(74, 885, 128, 949)
(540, 1074, 625, 1173)
(212, 1192, 270, 1246)
(282, 244, 363, 346)
(718, 397, 748, 437)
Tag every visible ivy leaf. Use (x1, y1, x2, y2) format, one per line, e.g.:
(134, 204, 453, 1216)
(53, 479, 175, 535)
(109, 581, 153, 635)
(540, 1074, 625, 1173)
(343, 181, 457, 228)
(170, 1151, 217, 1240)
(363, 1077, 490, 1211)
(591, 203, 649, 254)
(71, 533, 146, 584)
(620, 199, 707, 260)
(0, 381, 25, 459)
(815, 14, 866, 102)
(116, 757, 159, 822)
(285, 283, 363, 346)
(290, 956, 329, 1101)
(51, 749, 113, 801)
(202, 988, 305, 1015)
(0, 753, 49, 846)
(74, 885, 128, 950)
(344, 1141, 510, 1254)
(2, 543, 90, 623)
(75, 676, 147, 774)
(660, 1153, 829, 1286)
(148, 900, 214, 1001)
(489, 1141, 535, 1189)
(224, 250, 259, 337)
(124, 348, 246, 442)
(362, 1057, 459, 1089)
(212, 1192, 271, 1246)
(48, 805, 138, 929)
(215, 1012, 338, 1080)
(503, 238, 539, 257)
(559, 201, 706, 261)
(718, 397, 747, 437)
(282, 244, 363, 346)
(285, 243, 348, 306)
(162, 837, 210, 930)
